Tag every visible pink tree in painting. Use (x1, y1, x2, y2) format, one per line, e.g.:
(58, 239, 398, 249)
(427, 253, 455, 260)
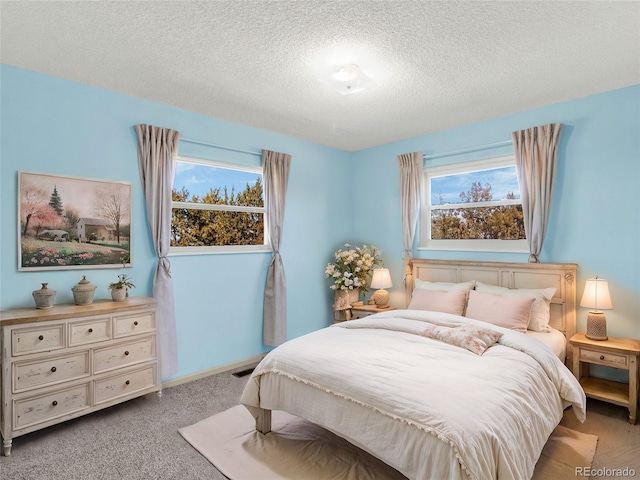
(28, 204, 64, 237)
(21, 180, 63, 236)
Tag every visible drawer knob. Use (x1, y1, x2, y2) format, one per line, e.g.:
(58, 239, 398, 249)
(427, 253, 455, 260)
(125, 380, 130, 385)
(88, 328, 93, 333)
(133, 321, 138, 326)
(52, 400, 58, 406)
(38, 335, 44, 341)
(124, 351, 130, 356)
(51, 366, 57, 373)
(600, 355, 605, 360)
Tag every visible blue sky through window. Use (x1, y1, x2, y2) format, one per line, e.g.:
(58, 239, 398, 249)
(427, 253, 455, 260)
(174, 162, 262, 200)
(431, 166, 520, 205)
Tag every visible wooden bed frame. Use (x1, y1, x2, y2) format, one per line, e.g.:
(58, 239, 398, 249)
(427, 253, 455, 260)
(255, 259, 578, 434)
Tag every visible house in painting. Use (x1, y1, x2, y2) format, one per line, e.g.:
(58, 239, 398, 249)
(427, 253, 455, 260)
(75, 217, 115, 242)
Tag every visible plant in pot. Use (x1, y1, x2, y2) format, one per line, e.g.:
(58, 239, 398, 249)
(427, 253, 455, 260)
(108, 274, 135, 302)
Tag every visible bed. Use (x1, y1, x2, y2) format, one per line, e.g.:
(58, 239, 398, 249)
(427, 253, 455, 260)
(241, 260, 586, 480)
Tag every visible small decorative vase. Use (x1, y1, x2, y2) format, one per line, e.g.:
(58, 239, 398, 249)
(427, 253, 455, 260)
(32, 283, 56, 309)
(71, 276, 96, 305)
(334, 289, 359, 309)
(110, 287, 127, 302)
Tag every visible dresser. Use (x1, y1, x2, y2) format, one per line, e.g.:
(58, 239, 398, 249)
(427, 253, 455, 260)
(1, 297, 160, 455)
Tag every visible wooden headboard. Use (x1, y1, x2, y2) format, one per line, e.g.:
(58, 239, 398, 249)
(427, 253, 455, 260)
(408, 259, 578, 359)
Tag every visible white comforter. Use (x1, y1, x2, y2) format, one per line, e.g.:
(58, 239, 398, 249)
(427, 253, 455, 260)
(241, 310, 586, 480)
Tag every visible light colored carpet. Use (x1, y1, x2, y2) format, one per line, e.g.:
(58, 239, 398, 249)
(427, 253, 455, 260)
(180, 405, 598, 480)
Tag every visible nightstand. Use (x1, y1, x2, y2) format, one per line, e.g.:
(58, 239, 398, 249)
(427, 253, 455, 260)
(569, 333, 640, 424)
(351, 304, 396, 319)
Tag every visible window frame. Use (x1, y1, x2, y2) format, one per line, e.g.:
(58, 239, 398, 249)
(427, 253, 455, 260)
(419, 155, 528, 253)
(169, 155, 270, 256)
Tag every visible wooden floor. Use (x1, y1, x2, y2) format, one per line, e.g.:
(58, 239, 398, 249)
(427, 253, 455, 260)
(560, 398, 640, 479)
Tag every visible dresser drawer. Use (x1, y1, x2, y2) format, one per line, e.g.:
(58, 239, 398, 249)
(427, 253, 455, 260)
(580, 348, 628, 368)
(114, 311, 155, 338)
(14, 351, 90, 393)
(12, 324, 65, 356)
(69, 317, 111, 346)
(94, 365, 157, 404)
(93, 336, 156, 374)
(14, 383, 90, 430)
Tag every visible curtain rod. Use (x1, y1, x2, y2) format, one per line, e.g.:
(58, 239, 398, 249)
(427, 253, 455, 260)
(180, 137, 262, 157)
(423, 140, 512, 161)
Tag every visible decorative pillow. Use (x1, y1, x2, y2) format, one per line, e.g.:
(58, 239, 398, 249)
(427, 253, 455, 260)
(475, 282, 556, 332)
(413, 279, 475, 292)
(408, 289, 467, 316)
(421, 323, 503, 355)
(464, 290, 535, 333)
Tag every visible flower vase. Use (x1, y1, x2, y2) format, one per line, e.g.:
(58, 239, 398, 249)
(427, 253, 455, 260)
(334, 289, 359, 308)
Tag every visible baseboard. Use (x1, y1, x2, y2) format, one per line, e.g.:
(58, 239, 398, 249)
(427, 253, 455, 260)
(161, 354, 266, 390)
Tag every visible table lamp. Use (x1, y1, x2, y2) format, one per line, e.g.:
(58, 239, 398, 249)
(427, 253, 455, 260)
(370, 268, 392, 309)
(580, 277, 613, 341)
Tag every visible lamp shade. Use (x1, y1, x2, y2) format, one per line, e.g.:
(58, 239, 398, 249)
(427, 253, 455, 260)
(370, 268, 392, 289)
(580, 278, 613, 310)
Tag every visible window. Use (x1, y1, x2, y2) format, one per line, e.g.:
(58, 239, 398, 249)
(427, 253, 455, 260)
(420, 155, 527, 252)
(170, 156, 267, 254)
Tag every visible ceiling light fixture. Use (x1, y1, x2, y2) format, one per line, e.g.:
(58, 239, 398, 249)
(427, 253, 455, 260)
(319, 64, 375, 95)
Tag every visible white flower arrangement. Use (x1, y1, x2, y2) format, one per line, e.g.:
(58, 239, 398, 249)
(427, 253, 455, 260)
(325, 243, 383, 295)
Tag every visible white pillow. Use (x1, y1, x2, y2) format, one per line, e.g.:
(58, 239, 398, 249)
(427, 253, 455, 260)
(408, 289, 468, 316)
(413, 279, 475, 292)
(465, 290, 535, 333)
(474, 281, 556, 332)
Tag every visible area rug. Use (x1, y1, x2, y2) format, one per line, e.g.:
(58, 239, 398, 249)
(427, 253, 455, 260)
(179, 405, 598, 480)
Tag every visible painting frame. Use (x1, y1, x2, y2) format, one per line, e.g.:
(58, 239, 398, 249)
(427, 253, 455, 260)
(18, 171, 133, 271)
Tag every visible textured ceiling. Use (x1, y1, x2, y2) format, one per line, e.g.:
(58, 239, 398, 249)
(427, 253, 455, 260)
(1, 1, 639, 151)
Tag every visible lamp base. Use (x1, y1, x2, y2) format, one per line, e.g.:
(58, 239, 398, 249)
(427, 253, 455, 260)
(373, 289, 389, 309)
(585, 311, 608, 341)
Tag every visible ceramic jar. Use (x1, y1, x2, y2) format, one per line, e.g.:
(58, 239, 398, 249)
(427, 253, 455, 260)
(71, 276, 96, 305)
(32, 283, 56, 309)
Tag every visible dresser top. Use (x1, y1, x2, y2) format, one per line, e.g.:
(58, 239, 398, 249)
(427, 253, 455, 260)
(0, 297, 155, 326)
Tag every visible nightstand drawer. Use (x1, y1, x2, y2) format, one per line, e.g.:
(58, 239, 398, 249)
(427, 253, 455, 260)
(351, 310, 374, 319)
(580, 348, 628, 368)
(350, 305, 395, 320)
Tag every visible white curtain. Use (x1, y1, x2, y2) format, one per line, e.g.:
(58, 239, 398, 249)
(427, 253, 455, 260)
(511, 123, 563, 263)
(134, 124, 181, 378)
(397, 152, 423, 305)
(262, 149, 291, 346)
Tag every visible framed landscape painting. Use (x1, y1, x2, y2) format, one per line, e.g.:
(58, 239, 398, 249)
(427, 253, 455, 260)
(18, 171, 132, 271)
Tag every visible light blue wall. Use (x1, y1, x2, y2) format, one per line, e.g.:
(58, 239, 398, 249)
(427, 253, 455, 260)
(0, 65, 350, 381)
(2, 65, 639, 384)
(352, 85, 640, 372)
